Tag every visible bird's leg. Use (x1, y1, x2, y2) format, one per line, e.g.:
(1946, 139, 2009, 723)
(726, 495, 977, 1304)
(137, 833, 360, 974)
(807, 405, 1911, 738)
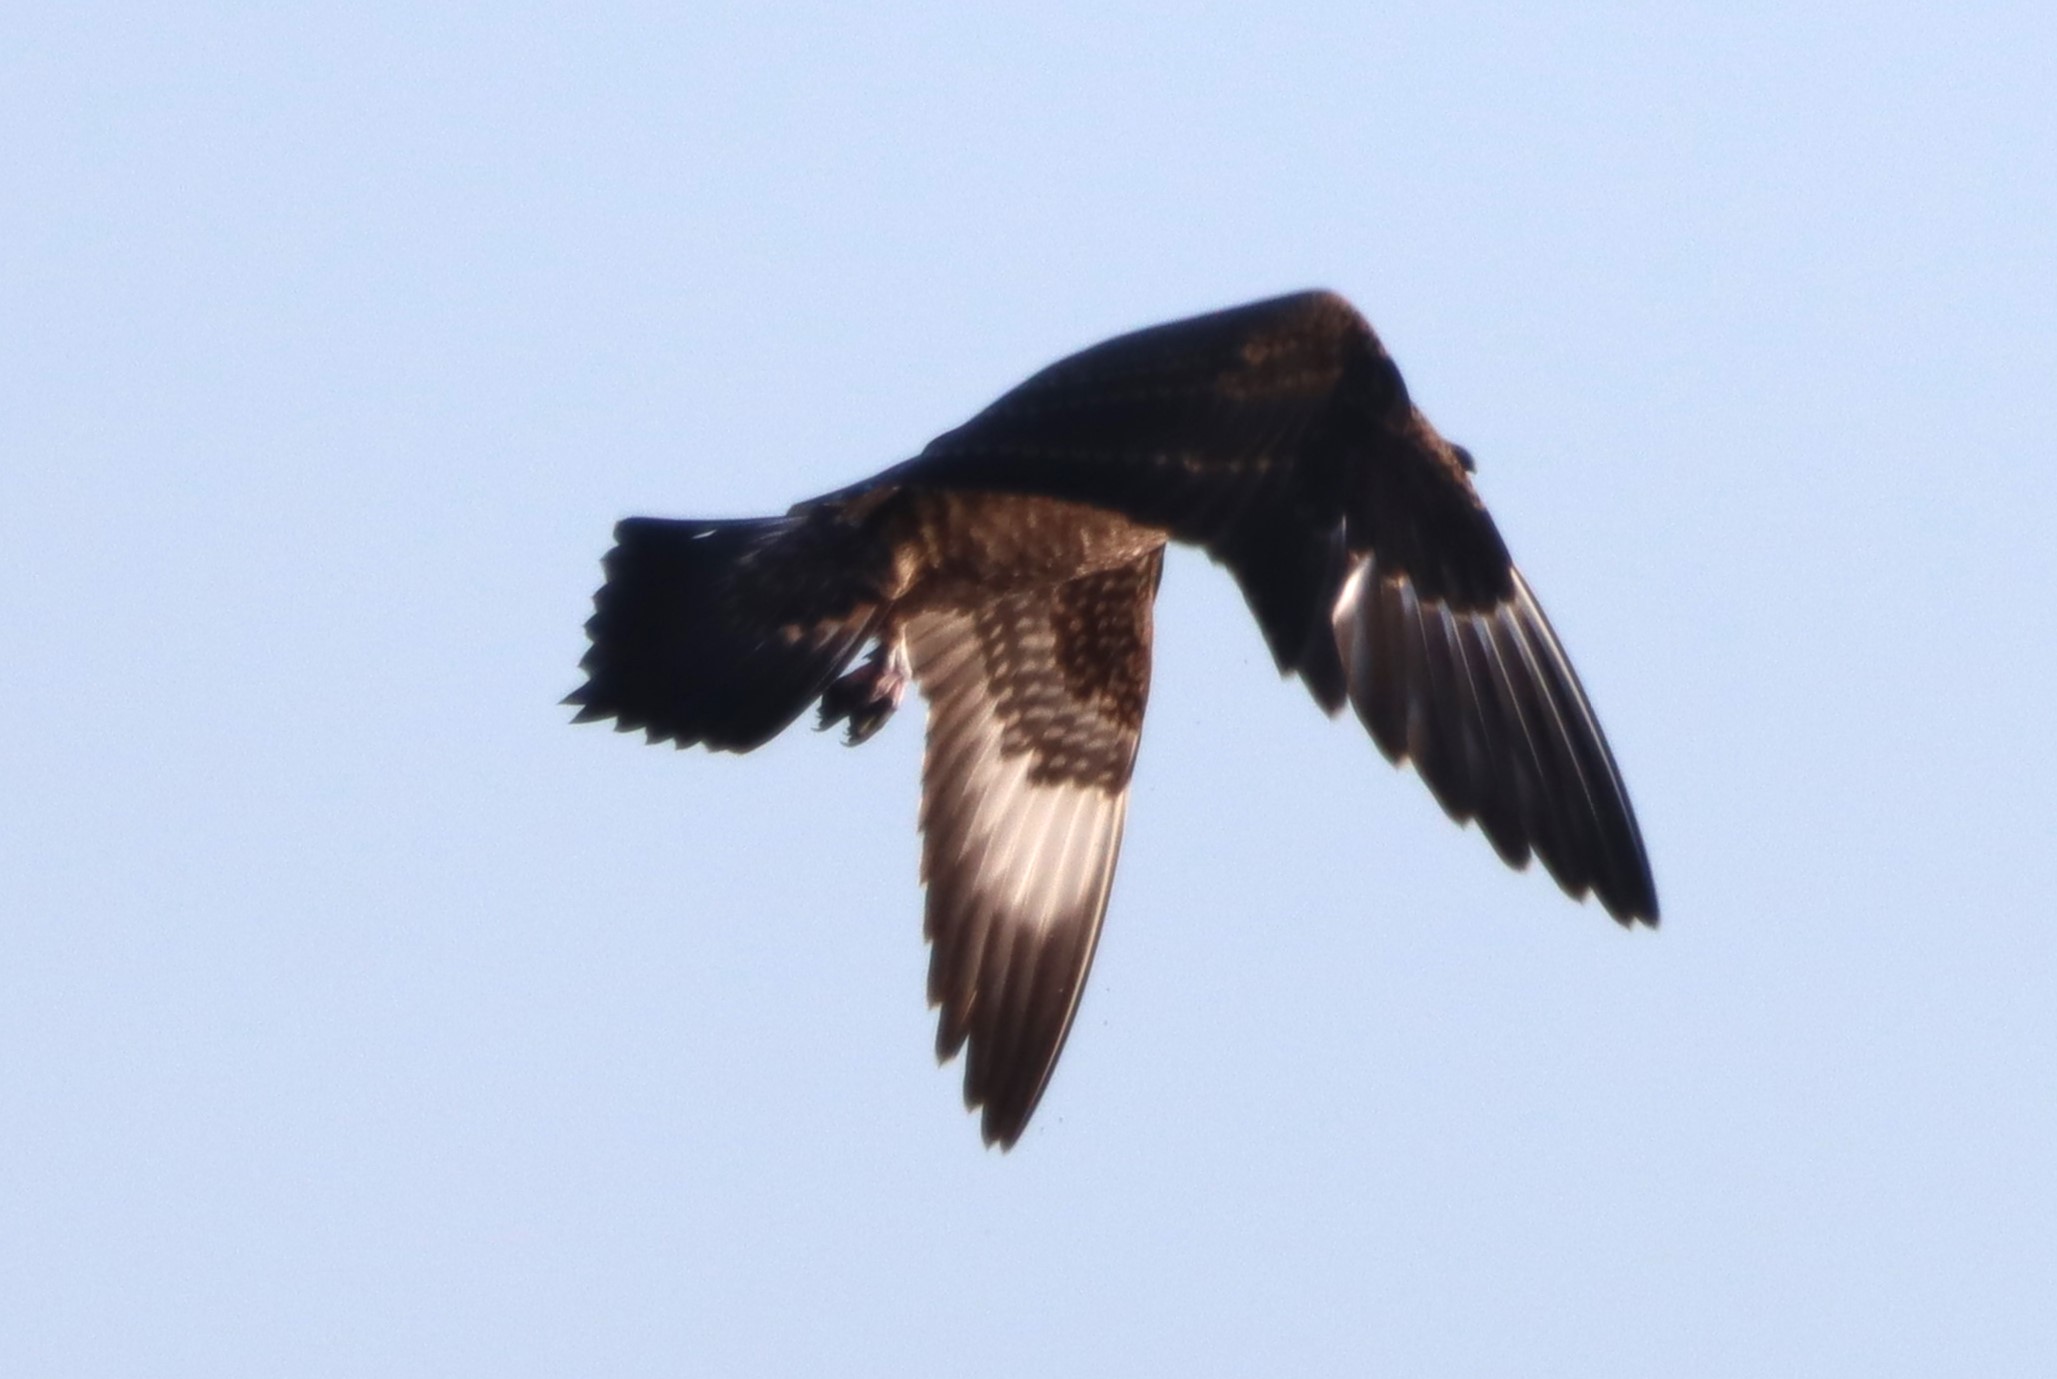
(818, 635, 911, 745)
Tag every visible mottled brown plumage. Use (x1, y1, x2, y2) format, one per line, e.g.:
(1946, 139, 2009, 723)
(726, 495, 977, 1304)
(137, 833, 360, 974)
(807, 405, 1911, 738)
(569, 290, 1658, 1148)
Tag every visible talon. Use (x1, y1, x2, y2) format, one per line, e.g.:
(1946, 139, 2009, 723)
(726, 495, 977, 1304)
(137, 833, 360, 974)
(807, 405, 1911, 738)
(819, 638, 910, 745)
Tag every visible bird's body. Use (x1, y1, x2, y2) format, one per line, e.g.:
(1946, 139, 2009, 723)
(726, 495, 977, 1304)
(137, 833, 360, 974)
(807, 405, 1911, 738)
(571, 290, 1657, 1147)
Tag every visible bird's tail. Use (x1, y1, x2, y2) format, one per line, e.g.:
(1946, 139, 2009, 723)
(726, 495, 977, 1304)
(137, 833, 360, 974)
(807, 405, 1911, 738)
(566, 513, 885, 752)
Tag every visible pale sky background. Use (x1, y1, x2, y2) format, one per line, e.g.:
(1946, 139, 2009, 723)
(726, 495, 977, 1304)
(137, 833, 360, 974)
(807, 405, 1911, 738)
(5, 4, 2055, 1375)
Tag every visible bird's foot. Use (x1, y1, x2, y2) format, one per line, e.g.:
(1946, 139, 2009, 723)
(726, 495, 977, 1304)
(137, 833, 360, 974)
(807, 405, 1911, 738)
(819, 638, 910, 745)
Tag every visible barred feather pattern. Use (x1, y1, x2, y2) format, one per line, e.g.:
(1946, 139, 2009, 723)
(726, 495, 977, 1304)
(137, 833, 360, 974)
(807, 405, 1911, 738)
(906, 553, 1159, 1148)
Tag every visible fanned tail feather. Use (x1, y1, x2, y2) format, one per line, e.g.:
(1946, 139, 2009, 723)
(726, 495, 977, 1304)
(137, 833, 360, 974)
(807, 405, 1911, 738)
(567, 515, 881, 752)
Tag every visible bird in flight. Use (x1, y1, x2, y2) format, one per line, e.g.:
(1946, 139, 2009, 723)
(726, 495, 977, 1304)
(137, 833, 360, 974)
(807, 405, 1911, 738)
(569, 290, 1658, 1148)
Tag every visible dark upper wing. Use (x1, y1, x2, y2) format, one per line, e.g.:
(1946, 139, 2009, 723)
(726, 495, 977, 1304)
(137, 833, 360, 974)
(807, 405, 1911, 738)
(886, 290, 1658, 923)
(1330, 555, 1656, 923)
(884, 291, 1510, 703)
(905, 554, 1161, 1148)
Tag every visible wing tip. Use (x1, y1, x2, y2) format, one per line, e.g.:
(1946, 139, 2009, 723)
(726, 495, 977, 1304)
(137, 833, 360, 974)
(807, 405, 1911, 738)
(1602, 877, 1662, 930)
(979, 1105, 1030, 1152)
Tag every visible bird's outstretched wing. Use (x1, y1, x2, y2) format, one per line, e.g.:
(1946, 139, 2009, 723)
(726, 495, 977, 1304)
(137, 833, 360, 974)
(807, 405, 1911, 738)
(891, 291, 1658, 923)
(905, 553, 1162, 1147)
(1330, 557, 1652, 920)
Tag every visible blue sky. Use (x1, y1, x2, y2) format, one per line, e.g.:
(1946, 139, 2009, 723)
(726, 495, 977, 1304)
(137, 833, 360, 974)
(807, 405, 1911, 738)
(5, 4, 2054, 1375)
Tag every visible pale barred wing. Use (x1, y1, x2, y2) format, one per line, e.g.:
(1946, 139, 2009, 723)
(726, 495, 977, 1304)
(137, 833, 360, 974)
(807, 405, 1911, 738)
(1332, 554, 1656, 923)
(904, 555, 1160, 1148)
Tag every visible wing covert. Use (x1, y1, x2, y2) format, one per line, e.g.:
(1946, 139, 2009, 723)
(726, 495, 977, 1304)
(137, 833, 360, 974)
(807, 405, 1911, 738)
(885, 291, 1511, 693)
